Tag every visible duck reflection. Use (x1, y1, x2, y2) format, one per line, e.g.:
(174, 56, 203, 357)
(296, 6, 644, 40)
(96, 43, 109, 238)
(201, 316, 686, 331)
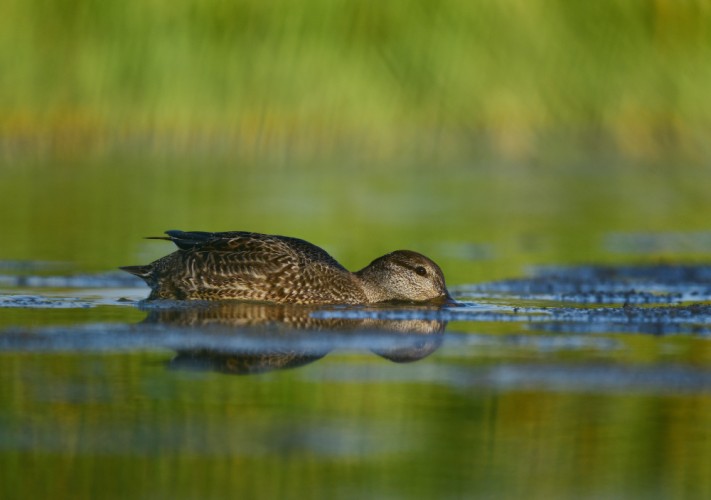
(141, 301, 446, 375)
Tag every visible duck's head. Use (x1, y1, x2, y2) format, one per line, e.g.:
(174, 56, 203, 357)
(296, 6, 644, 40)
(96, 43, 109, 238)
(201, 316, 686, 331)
(356, 250, 451, 304)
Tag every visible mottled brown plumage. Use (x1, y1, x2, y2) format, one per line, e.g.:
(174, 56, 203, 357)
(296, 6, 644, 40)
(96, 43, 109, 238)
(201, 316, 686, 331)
(121, 230, 451, 304)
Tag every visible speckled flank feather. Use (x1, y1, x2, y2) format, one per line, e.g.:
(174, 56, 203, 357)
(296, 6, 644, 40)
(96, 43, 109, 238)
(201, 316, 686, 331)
(121, 230, 450, 304)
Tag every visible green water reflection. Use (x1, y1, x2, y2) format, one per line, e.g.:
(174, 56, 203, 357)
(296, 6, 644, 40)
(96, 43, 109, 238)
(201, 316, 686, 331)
(1, 348, 709, 499)
(3, 157, 710, 283)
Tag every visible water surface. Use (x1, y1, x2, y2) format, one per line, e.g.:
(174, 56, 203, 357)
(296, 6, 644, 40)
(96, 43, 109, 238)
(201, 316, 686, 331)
(1, 262, 710, 499)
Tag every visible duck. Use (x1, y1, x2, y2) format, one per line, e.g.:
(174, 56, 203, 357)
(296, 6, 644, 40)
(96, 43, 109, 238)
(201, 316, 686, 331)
(121, 230, 451, 304)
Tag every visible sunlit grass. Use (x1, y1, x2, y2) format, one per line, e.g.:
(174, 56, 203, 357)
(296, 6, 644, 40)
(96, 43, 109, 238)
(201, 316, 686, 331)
(2, 0, 711, 162)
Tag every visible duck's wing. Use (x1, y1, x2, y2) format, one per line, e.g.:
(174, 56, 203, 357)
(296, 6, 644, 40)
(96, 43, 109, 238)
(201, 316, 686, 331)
(150, 230, 352, 301)
(161, 230, 346, 270)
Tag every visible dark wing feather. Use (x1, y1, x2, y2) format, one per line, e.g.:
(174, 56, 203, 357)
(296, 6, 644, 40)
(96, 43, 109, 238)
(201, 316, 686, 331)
(164, 230, 220, 250)
(164, 230, 345, 269)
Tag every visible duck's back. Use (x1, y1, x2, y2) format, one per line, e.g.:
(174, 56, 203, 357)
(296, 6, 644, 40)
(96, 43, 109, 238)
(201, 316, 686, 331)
(126, 231, 367, 304)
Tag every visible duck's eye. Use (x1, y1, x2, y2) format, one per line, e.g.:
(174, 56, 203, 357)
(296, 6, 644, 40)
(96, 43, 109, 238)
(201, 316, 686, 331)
(415, 266, 427, 276)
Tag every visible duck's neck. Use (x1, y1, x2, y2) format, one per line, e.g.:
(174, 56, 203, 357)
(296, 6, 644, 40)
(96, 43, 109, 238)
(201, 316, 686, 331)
(354, 267, 393, 303)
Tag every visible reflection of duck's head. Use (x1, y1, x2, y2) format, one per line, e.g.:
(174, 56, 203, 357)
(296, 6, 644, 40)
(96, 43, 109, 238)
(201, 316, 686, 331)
(367, 318, 446, 363)
(356, 250, 451, 304)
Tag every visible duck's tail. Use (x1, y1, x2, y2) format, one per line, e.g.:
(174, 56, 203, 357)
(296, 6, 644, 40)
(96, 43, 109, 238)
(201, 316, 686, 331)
(119, 264, 153, 282)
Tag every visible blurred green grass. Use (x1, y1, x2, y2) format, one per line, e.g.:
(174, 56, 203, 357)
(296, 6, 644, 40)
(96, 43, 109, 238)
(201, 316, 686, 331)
(2, 0, 711, 162)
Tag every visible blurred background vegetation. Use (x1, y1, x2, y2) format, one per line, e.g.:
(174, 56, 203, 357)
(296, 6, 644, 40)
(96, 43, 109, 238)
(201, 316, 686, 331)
(1, 0, 710, 279)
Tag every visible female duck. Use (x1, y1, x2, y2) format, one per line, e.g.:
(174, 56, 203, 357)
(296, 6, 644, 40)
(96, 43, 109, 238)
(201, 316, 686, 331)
(121, 230, 451, 304)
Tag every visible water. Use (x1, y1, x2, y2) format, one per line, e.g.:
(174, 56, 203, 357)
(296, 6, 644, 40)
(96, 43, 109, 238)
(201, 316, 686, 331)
(1, 257, 710, 499)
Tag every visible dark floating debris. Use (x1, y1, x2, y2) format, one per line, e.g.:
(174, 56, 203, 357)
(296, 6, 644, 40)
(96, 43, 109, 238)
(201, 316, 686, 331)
(454, 263, 711, 304)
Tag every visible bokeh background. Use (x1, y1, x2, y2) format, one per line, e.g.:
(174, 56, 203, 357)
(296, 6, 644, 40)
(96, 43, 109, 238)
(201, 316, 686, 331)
(2, 0, 711, 281)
